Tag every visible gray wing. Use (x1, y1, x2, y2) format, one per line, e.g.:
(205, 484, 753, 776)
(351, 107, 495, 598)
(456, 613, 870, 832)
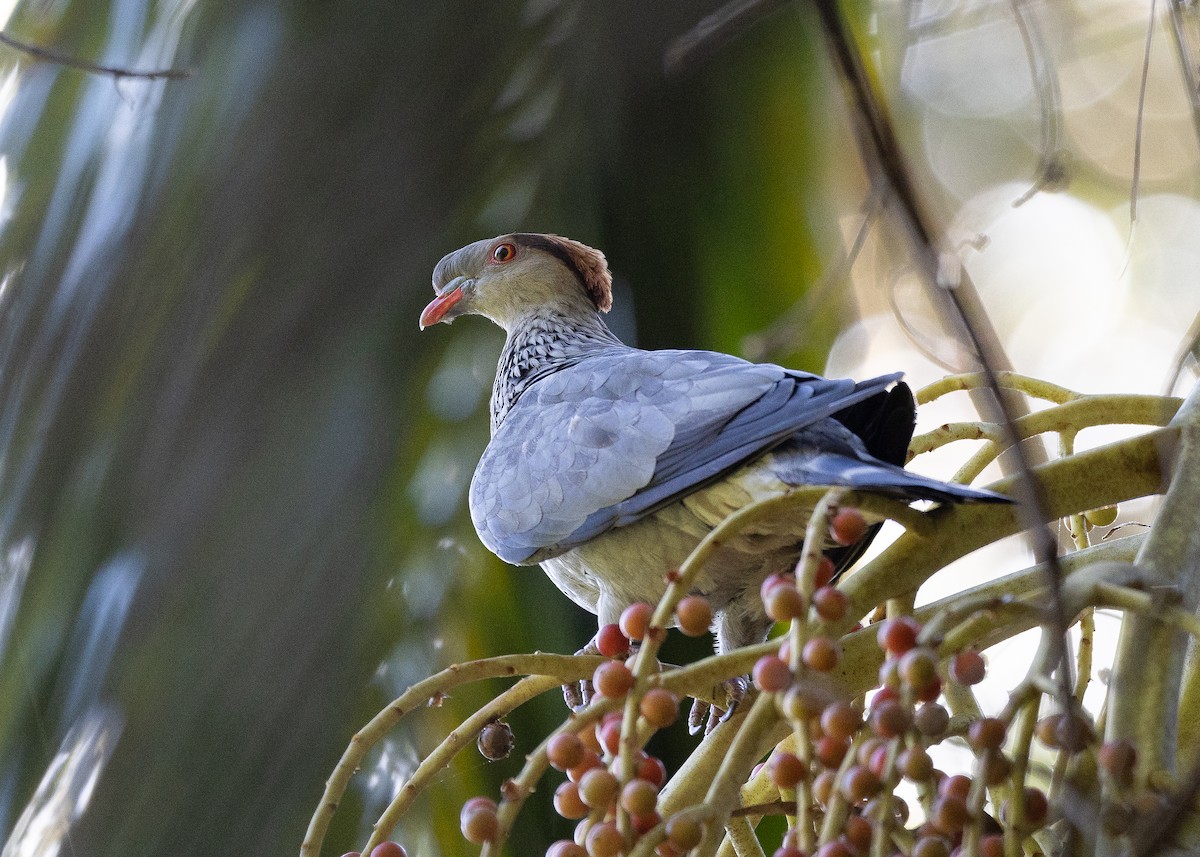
(469, 345, 901, 565)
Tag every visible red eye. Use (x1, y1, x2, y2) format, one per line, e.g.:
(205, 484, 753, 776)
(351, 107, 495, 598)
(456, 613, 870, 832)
(491, 242, 517, 263)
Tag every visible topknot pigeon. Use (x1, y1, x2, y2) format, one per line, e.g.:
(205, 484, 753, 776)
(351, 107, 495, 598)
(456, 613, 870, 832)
(420, 233, 1007, 694)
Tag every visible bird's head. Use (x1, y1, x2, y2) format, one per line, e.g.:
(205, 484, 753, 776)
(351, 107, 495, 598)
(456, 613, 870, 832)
(419, 233, 613, 332)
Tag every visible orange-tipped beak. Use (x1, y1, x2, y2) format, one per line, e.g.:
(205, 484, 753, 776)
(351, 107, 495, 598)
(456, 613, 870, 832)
(419, 285, 464, 329)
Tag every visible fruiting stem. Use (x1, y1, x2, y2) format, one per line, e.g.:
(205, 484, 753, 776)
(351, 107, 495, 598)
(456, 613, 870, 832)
(301, 653, 597, 856)
(1102, 382, 1200, 857)
(916, 371, 1083, 406)
(697, 692, 781, 855)
(720, 814, 765, 857)
(1005, 699, 1038, 857)
(840, 427, 1171, 627)
(370, 674, 563, 854)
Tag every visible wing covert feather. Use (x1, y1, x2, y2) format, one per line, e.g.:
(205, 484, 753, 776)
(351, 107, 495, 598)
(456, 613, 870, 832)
(469, 347, 901, 564)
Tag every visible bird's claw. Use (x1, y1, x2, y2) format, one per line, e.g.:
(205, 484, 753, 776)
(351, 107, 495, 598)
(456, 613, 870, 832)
(563, 635, 640, 710)
(564, 637, 601, 710)
(688, 675, 750, 735)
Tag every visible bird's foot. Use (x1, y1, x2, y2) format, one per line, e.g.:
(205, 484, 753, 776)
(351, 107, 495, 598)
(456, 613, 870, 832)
(688, 675, 750, 736)
(564, 638, 600, 710)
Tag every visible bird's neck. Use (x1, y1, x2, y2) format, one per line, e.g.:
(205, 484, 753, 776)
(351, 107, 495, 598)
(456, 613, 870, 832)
(491, 310, 621, 431)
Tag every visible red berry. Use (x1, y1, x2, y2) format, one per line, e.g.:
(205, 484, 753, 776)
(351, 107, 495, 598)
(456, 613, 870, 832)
(950, 650, 986, 685)
(813, 769, 836, 805)
(547, 733, 585, 771)
(761, 572, 795, 602)
(912, 836, 951, 857)
(578, 767, 620, 809)
(640, 688, 680, 728)
(632, 811, 661, 834)
(620, 603, 654, 641)
(877, 617, 920, 656)
(869, 699, 911, 738)
(898, 647, 938, 693)
(637, 753, 667, 787)
(459, 797, 499, 844)
(596, 716, 622, 756)
(915, 674, 943, 703)
(915, 702, 950, 737)
(1098, 739, 1137, 785)
(871, 686, 899, 710)
(753, 655, 793, 691)
(867, 742, 890, 778)
(567, 748, 603, 782)
(856, 737, 885, 767)
(1022, 787, 1050, 827)
(665, 814, 704, 849)
(586, 820, 623, 857)
(547, 841, 588, 857)
(979, 835, 1004, 857)
(765, 585, 806, 622)
(821, 701, 861, 741)
(830, 508, 868, 545)
(878, 659, 901, 689)
(553, 781, 588, 819)
(813, 556, 836, 588)
(981, 749, 1012, 785)
(593, 661, 634, 699)
(812, 585, 848, 621)
(675, 595, 713, 636)
(369, 845, 407, 857)
(814, 735, 849, 768)
(931, 795, 969, 833)
(899, 745, 933, 781)
(802, 636, 839, 671)
(621, 778, 660, 816)
(839, 765, 881, 802)
(768, 751, 806, 789)
(596, 623, 630, 658)
(939, 774, 972, 800)
(844, 814, 872, 851)
(968, 717, 1007, 751)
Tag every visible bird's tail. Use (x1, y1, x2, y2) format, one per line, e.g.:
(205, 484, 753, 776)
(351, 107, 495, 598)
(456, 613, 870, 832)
(779, 450, 1011, 506)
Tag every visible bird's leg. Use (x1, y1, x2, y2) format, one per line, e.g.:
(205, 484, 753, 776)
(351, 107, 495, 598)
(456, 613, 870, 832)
(565, 635, 600, 710)
(688, 603, 774, 735)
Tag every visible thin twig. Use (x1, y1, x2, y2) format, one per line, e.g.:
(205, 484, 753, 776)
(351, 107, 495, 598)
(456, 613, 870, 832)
(664, 0, 791, 75)
(810, 0, 1076, 716)
(743, 183, 885, 361)
(0, 30, 191, 80)
(1130, 0, 1159, 223)
(1166, 0, 1200, 148)
(1008, 0, 1067, 207)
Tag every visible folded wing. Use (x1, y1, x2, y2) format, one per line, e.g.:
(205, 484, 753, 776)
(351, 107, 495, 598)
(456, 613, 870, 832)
(469, 346, 903, 564)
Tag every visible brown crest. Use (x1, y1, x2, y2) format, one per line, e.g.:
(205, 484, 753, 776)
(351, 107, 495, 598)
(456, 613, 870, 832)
(514, 233, 613, 312)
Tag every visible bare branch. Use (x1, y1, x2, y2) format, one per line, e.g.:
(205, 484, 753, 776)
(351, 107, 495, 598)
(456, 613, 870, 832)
(0, 30, 192, 81)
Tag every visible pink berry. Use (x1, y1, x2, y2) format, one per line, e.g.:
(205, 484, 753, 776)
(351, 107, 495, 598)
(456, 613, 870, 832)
(753, 654, 792, 691)
(596, 623, 629, 657)
(620, 602, 654, 641)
